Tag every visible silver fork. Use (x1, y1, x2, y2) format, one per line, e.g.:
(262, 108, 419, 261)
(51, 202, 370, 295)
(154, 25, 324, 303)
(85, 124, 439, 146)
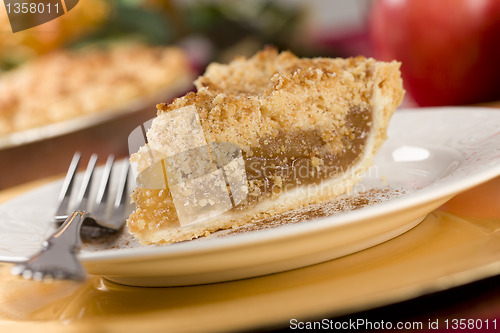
(11, 153, 130, 281)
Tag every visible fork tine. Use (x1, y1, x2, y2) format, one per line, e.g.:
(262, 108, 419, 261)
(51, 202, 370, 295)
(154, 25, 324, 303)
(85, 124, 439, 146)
(75, 154, 98, 211)
(103, 161, 130, 230)
(114, 161, 130, 210)
(93, 155, 115, 218)
(54, 152, 81, 221)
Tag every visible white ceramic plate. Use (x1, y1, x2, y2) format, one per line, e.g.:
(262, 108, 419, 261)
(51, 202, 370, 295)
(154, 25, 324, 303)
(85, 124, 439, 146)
(1, 107, 500, 286)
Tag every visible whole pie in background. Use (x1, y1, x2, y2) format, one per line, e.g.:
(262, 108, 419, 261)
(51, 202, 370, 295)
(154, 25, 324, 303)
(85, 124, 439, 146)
(0, 43, 193, 136)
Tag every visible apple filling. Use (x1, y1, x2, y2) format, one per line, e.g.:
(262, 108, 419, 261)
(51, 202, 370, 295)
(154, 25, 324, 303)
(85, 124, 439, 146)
(242, 106, 371, 205)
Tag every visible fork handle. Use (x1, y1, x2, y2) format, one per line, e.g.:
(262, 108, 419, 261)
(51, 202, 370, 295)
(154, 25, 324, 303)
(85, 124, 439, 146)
(45, 211, 89, 251)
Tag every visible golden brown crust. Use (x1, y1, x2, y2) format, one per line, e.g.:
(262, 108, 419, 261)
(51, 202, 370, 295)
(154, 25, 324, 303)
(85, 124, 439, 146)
(128, 48, 404, 245)
(0, 43, 193, 135)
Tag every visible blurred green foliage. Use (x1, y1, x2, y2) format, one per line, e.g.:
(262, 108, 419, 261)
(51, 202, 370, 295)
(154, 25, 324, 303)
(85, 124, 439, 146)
(70, 0, 306, 62)
(71, 0, 173, 48)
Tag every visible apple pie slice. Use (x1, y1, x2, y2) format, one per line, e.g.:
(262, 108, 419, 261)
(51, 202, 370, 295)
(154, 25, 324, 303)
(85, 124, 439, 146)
(127, 48, 404, 244)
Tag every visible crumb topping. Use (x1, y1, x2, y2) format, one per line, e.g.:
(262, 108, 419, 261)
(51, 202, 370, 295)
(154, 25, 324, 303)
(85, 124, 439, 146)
(156, 48, 402, 150)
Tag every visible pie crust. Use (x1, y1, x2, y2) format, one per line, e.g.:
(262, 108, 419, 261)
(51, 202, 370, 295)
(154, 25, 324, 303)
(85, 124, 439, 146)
(127, 48, 404, 244)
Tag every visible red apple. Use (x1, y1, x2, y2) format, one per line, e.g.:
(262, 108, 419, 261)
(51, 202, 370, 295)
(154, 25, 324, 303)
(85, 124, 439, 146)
(370, 0, 500, 106)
